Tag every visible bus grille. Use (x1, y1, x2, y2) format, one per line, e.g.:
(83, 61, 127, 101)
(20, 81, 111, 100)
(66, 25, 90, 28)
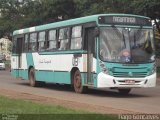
(112, 67, 148, 78)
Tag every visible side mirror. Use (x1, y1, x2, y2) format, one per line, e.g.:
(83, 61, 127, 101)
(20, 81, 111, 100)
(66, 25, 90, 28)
(94, 27, 99, 37)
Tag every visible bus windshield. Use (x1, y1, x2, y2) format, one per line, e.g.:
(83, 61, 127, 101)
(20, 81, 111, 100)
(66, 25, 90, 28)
(99, 26, 155, 63)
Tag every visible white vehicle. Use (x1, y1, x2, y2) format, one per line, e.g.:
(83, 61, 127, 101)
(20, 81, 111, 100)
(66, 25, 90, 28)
(0, 60, 5, 70)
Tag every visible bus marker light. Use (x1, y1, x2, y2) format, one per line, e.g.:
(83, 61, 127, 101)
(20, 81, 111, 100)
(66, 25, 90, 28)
(144, 80, 148, 84)
(113, 79, 116, 84)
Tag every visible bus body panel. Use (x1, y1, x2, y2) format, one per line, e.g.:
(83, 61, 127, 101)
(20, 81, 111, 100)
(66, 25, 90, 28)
(97, 72, 156, 88)
(11, 54, 28, 78)
(11, 14, 156, 92)
(31, 53, 86, 72)
(11, 52, 97, 86)
(26, 53, 34, 68)
(95, 60, 156, 88)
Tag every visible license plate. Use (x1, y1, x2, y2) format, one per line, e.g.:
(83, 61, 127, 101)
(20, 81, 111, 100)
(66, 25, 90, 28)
(125, 80, 135, 84)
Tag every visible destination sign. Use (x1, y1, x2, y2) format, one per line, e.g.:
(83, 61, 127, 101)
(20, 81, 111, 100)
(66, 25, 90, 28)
(98, 16, 152, 26)
(113, 17, 136, 23)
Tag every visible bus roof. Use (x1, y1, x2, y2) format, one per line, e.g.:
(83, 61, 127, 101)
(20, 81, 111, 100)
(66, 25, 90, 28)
(13, 14, 150, 36)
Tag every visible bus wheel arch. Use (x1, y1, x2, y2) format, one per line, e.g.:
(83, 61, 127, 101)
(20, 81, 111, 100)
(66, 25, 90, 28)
(28, 66, 34, 81)
(28, 67, 45, 87)
(71, 68, 87, 93)
(29, 67, 37, 87)
(71, 67, 78, 85)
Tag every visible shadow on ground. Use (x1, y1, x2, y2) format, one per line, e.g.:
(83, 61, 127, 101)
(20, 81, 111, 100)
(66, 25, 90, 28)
(16, 81, 151, 99)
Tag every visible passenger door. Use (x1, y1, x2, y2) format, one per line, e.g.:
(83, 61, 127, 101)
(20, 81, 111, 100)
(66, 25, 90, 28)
(85, 27, 96, 85)
(16, 37, 24, 75)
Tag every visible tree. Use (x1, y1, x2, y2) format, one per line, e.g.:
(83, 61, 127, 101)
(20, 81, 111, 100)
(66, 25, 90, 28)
(0, 0, 160, 38)
(131, 0, 160, 32)
(0, 0, 25, 38)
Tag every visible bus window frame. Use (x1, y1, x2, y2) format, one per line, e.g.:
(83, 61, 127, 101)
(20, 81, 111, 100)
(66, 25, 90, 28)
(29, 32, 38, 52)
(12, 35, 25, 54)
(13, 22, 97, 53)
(38, 31, 46, 52)
(70, 25, 83, 50)
(24, 34, 29, 52)
(47, 29, 58, 51)
(12, 36, 18, 54)
(82, 22, 97, 51)
(58, 27, 70, 51)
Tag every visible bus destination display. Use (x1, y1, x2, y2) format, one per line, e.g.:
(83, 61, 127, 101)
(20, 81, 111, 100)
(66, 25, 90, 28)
(98, 16, 152, 26)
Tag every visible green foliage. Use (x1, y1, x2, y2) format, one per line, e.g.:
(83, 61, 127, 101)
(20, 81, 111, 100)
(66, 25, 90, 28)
(0, 95, 84, 114)
(131, 0, 160, 19)
(0, 95, 117, 120)
(0, 0, 160, 38)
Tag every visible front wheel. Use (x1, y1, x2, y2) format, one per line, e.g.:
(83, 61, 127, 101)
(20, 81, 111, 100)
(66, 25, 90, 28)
(118, 89, 131, 95)
(73, 70, 87, 93)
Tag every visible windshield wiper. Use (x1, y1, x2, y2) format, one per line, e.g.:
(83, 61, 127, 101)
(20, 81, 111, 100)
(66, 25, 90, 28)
(122, 30, 126, 48)
(111, 25, 122, 38)
(111, 25, 126, 47)
(135, 26, 143, 41)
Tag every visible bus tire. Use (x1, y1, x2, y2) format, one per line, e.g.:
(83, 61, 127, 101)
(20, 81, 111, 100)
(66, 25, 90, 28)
(29, 68, 38, 87)
(72, 69, 87, 93)
(118, 89, 131, 95)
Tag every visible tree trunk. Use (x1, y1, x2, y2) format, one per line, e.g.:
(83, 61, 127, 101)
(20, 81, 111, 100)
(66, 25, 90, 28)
(154, 19, 160, 33)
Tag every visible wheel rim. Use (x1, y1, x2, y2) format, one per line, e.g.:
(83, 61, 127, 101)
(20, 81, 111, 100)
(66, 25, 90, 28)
(73, 70, 82, 92)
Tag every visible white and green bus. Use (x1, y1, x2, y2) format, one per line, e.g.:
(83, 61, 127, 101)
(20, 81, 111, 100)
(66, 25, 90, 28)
(11, 14, 156, 94)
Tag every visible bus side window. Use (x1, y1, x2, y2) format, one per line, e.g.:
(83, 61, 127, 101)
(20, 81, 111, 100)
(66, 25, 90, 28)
(47, 30, 57, 51)
(38, 31, 46, 52)
(29, 33, 37, 52)
(58, 27, 69, 50)
(70, 26, 82, 50)
(24, 34, 29, 52)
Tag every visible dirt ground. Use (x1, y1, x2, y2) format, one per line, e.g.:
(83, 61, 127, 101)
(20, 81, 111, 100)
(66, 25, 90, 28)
(0, 88, 135, 114)
(0, 70, 160, 114)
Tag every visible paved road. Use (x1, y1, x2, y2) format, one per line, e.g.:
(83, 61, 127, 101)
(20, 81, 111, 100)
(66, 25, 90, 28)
(0, 70, 160, 114)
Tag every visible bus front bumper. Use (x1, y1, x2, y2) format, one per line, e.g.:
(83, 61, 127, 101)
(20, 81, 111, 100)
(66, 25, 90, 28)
(97, 72, 156, 88)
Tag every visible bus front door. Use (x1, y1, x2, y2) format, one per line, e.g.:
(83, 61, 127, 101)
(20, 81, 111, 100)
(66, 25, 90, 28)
(85, 28, 95, 85)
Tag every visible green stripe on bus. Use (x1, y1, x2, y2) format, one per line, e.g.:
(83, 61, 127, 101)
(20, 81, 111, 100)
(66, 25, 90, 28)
(26, 53, 34, 68)
(39, 50, 87, 55)
(11, 69, 28, 80)
(35, 71, 88, 86)
(35, 71, 71, 84)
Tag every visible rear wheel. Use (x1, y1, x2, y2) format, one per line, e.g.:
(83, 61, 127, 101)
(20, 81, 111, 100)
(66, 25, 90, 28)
(73, 69, 87, 93)
(118, 89, 131, 95)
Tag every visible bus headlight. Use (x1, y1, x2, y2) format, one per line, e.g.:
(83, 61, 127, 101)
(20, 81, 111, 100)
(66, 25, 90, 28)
(99, 61, 109, 74)
(150, 64, 156, 75)
(102, 68, 109, 74)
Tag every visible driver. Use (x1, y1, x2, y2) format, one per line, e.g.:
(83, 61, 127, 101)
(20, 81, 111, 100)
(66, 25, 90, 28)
(120, 49, 131, 62)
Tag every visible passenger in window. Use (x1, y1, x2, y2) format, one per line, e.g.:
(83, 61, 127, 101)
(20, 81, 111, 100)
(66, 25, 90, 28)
(32, 43, 37, 52)
(58, 28, 69, 50)
(71, 38, 82, 49)
(59, 40, 68, 50)
(39, 42, 47, 51)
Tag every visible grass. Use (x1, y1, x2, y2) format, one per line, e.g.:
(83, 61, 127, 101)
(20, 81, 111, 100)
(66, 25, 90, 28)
(0, 96, 118, 120)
